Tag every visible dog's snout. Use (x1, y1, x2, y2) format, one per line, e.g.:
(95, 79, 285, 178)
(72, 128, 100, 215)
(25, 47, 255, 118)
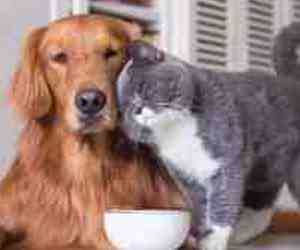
(75, 89, 106, 115)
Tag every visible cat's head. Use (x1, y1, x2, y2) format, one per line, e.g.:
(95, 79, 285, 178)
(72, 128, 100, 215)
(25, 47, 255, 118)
(117, 42, 195, 144)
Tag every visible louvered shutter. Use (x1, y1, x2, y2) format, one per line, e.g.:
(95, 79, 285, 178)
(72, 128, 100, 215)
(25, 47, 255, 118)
(246, 0, 275, 72)
(191, 0, 228, 71)
(291, 0, 300, 22)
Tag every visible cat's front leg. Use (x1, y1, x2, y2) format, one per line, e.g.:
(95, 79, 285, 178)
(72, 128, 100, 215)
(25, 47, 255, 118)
(199, 162, 243, 250)
(200, 225, 232, 250)
(184, 182, 233, 250)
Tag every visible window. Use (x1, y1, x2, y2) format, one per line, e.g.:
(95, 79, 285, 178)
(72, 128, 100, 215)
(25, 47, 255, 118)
(292, 0, 300, 22)
(53, 0, 300, 72)
(191, 0, 228, 71)
(160, 0, 299, 72)
(247, 0, 275, 72)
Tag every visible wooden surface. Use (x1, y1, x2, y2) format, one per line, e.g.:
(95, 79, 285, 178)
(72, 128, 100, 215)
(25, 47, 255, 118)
(230, 234, 300, 250)
(270, 212, 300, 233)
(230, 212, 300, 250)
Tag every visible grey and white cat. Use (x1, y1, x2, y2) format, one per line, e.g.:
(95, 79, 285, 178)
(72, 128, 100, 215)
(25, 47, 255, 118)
(117, 42, 300, 250)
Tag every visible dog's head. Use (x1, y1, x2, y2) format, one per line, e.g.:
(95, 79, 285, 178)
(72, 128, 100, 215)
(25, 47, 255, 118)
(10, 15, 141, 134)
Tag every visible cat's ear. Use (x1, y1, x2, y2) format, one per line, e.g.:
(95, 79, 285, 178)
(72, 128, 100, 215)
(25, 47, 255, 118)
(117, 59, 133, 107)
(128, 41, 164, 64)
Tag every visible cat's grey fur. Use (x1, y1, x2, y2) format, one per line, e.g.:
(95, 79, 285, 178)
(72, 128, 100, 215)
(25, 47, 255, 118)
(117, 42, 300, 250)
(273, 22, 300, 79)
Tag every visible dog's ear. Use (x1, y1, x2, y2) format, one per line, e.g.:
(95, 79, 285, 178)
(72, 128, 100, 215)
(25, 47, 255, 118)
(9, 27, 52, 120)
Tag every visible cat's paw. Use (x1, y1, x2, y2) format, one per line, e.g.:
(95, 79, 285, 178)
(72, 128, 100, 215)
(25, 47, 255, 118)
(230, 208, 273, 244)
(200, 226, 232, 250)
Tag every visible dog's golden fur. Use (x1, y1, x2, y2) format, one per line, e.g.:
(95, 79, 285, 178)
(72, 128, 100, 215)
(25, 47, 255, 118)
(0, 15, 184, 250)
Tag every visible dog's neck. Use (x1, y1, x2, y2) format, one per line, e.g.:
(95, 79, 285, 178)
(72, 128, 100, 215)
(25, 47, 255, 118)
(0, 119, 185, 248)
(0, 120, 115, 247)
(18, 120, 113, 185)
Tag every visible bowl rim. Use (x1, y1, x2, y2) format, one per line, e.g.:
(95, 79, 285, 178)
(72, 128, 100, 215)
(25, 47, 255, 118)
(105, 208, 192, 215)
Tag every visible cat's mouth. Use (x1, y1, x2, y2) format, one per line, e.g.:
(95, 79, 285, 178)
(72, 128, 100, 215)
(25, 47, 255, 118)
(125, 106, 188, 144)
(122, 107, 154, 144)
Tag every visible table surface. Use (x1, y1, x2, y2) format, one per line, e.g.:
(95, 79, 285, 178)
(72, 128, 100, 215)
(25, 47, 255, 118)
(229, 234, 300, 250)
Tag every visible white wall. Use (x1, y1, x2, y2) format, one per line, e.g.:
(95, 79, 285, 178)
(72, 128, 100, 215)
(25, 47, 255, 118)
(0, 2, 49, 172)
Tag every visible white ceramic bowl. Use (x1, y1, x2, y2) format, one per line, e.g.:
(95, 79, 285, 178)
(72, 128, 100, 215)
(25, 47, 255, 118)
(104, 209, 191, 250)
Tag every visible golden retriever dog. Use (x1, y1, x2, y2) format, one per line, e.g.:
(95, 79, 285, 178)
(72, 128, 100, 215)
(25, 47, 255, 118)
(0, 15, 185, 250)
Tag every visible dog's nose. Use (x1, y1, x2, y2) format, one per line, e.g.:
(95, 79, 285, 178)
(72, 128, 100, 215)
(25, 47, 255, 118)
(128, 42, 164, 64)
(75, 89, 106, 115)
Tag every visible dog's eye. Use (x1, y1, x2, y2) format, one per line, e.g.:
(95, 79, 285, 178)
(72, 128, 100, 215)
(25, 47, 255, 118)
(104, 49, 118, 60)
(50, 52, 68, 64)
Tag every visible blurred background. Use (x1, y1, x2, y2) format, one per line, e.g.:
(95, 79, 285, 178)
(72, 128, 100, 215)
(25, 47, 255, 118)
(0, 0, 299, 168)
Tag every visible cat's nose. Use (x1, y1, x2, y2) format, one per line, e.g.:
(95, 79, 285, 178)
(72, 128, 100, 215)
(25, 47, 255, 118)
(128, 42, 164, 64)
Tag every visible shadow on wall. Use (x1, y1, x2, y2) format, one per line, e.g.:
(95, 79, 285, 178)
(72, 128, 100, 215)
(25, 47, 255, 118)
(0, 1, 48, 172)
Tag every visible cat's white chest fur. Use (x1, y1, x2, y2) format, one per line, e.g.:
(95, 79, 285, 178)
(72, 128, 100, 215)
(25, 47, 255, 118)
(135, 108, 221, 184)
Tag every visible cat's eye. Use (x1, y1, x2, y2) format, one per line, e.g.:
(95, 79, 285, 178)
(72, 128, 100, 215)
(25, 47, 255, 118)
(50, 51, 68, 64)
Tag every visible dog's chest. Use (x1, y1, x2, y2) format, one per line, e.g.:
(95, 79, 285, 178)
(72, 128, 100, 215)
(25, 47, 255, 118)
(153, 114, 221, 184)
